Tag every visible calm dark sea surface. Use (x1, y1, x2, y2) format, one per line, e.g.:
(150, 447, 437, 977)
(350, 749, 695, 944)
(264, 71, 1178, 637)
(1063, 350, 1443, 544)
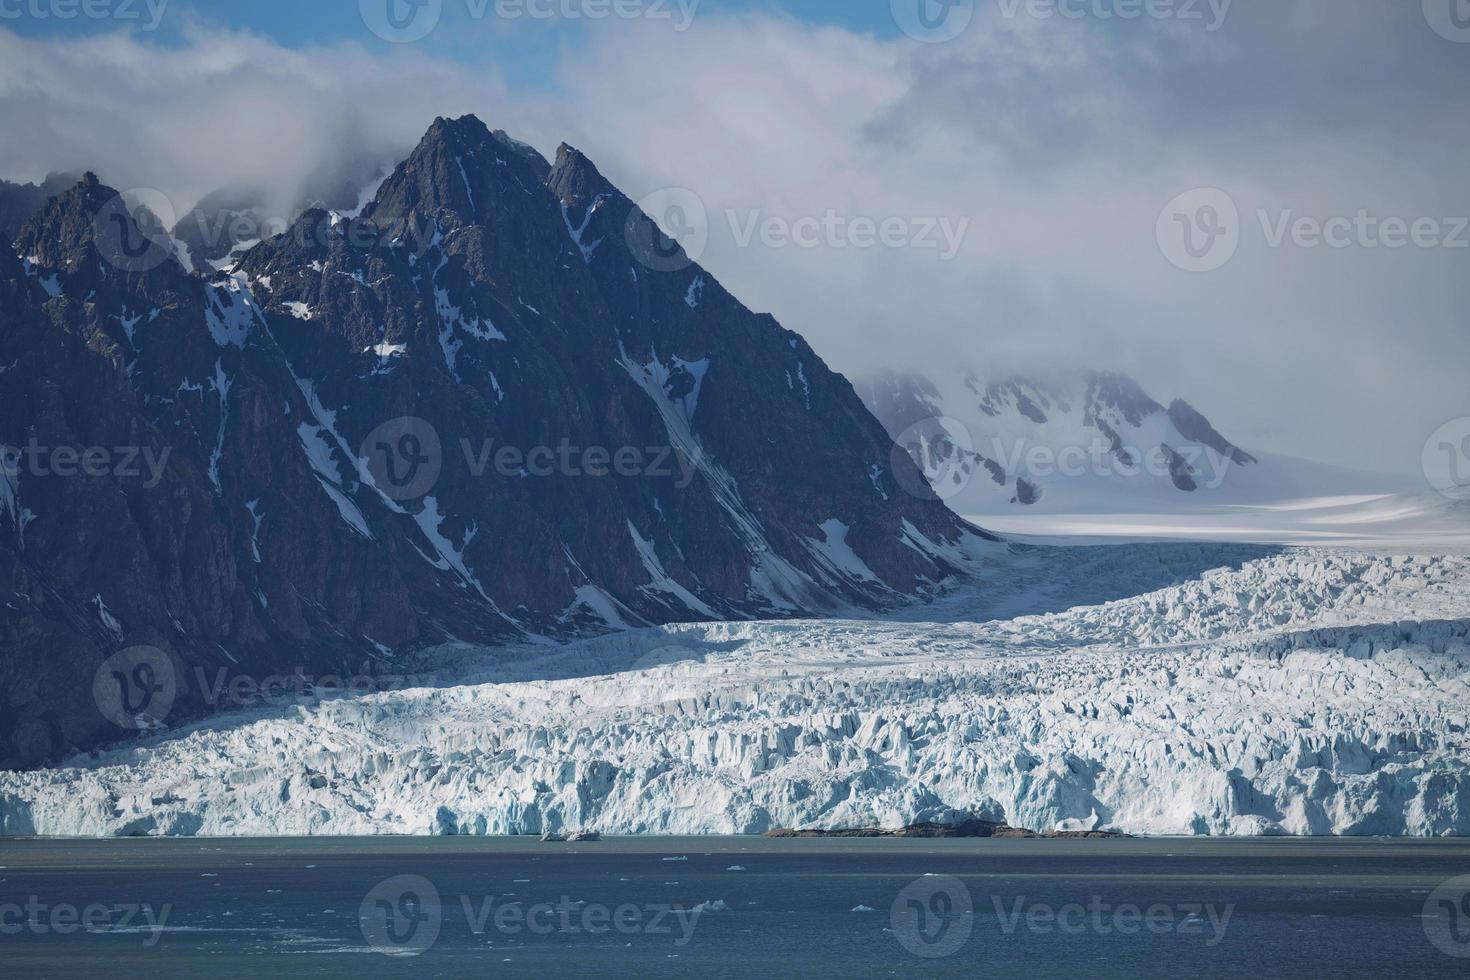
(1, 836, 1468, 978)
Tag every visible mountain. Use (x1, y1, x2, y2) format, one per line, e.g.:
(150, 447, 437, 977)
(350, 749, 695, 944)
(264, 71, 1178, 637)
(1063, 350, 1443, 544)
(0, 116, 991, 769)
(0, 172, 85, 236)
(170, 159, 389, 272)
(859, 368, 1278, 514)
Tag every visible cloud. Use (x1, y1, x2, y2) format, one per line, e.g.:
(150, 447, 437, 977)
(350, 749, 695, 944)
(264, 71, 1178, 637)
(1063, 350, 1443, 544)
(0, 24, 517, 216)
(1, 3, 1464, 477)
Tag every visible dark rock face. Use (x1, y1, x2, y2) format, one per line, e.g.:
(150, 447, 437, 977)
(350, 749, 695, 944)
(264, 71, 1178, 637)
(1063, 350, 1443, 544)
(0, 173, 83, 237)
(1169, 399, 1257, 466)
(854, 371, 946, 436)
(970, 374, 1069, 425)
(1082, 371, 1164, 430)
(1160, 444, 1200, 492)
(765, 820, 1129, 839)
(172, 162, 386, 271)
(1011, 478, 1042, 506)
(0, 116, 986, 769)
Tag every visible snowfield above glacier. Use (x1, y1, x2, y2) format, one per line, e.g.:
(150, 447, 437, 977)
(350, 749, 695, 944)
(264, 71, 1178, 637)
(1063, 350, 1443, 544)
(3, 545, 1469, 838)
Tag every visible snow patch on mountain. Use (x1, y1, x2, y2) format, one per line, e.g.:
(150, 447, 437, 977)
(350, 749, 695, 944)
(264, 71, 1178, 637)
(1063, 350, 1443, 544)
(203, 274, 262, 347)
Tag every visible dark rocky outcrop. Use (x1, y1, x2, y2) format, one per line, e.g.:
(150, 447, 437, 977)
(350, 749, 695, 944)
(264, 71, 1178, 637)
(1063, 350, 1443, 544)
(765, 820, 1129, 839)
(1169, 398, 1257, 466)
(0, 172, 84, 237)
(0, 116, 988, 769)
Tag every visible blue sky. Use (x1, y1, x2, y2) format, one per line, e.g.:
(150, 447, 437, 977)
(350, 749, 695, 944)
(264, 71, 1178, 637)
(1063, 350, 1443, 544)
(3, 0, 905, 87)
(3, 1, 1468, 474)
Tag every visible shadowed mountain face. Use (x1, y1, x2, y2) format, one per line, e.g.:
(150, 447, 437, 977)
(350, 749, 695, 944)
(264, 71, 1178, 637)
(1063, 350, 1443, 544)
(0, 173, 85, 237)
(0, 115, 988, 768)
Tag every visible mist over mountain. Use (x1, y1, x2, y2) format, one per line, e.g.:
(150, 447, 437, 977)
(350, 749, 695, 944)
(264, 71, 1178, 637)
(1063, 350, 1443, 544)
(859, 365, 1414, 520)
(2, 6, 1467, 480)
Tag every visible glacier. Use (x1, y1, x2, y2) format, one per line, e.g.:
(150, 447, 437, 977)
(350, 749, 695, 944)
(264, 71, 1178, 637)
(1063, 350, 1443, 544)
(2, 545, 1468, 838)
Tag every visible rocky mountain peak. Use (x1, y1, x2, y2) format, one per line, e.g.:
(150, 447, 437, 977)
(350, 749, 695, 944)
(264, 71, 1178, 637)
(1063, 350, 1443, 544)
(0, 117, 986, 768)
(0, 170, 86, 237)
(15, 173, 190, 299)
(547, 143, 615, 206)
(16, 172, 112, 266)
(1083, 370, 1165, 428)
(1168, 399, 1258, 466)
(364, 113, 505, 228)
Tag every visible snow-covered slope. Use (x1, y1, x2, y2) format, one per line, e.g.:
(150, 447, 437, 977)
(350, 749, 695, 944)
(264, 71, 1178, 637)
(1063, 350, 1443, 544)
(4, 545, 1468, 838)
(857, 368, 1413, 518)
(984, 492, 1470, 552)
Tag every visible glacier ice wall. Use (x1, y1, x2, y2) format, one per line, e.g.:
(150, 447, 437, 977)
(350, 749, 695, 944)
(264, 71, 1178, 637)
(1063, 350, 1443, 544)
(2, 549, 1468, 837)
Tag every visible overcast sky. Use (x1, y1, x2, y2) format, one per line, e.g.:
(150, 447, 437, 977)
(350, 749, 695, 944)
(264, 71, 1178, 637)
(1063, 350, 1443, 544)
(1, 1, 1465, 476)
